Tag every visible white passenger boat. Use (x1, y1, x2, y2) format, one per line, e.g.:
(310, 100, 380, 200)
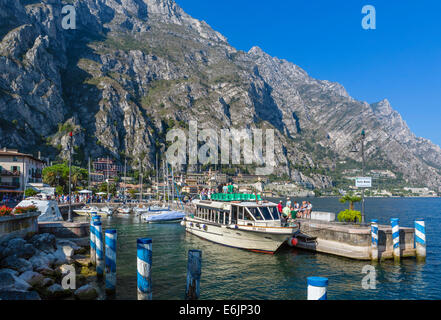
(182, 194, 299, 253)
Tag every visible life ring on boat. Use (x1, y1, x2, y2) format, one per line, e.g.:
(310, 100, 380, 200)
(202, 224, 207, 230)
(287, 237, 298, 247)
(180, 221, 185, 226)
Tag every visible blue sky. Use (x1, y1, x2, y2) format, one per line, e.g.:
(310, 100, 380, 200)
(176, 0, 441, 146)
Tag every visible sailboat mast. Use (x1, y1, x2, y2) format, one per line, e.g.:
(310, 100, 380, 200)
(162, 159, 166, 204)
(123, 157, 127, 203)
(139, 159, 143, 203)
(156, 153, 159, 201)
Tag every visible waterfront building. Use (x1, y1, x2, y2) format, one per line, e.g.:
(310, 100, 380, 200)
(93, 158, 123, 178)
(0, 147, 45, 199)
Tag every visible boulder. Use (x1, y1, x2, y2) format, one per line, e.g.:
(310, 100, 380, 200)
(41, 277, 54, 287)
(56, 239, 80, 252)
(19, 271, 45, 287)
(0, 268, 19, 277)
(0, 254, 33, 273)
(45, 284, 71, 299)
(1, 238, 26, 257)
(74, 284, 98, 300)
(0, 238, 36, 259)
(52, 247, 72, 266)
(29, 234, 56, 253)
(73, 254, 91, 267)
(29, 250, 56, 272)
(0, 290, 41, 300)
(0, 270, 32, 291)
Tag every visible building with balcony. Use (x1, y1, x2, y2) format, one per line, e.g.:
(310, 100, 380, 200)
(93, 158, 123, 178)
(0, 147, 46, 199)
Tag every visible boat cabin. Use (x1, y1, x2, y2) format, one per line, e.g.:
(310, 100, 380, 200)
(194, 200, 282, 227)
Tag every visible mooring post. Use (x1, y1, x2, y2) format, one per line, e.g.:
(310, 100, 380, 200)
(391, 218, 400, 262)
(307, 277, 328, 300)
(371, 219, 379, 261)
(137, 238, 152, 300)
(94, 220, 104, 278)
(90, 215, 100, 265)
(105, 229, 117, 294)
(414, 219, 426, 261)
(185, 249, 202, 300)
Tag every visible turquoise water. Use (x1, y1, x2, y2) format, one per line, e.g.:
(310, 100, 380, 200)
(92, 198, 440, 300)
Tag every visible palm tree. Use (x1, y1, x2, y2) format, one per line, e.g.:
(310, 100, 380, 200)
(339, 192, 362, 211)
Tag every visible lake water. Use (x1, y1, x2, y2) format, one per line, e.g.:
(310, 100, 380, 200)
(90, 197, 440, 300)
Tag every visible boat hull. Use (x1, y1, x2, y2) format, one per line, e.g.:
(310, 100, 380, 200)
(183, 218, 294, 253)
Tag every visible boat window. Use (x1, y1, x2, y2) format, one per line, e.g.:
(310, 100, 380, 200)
(224, 212, 229, 225)
(238, 206, 244, 220)
(259, 207, 273, 220)
(231, 207, 237, 224)
(219, 211, 224, 224)
(271, 206, 280, 219)
(231, 206, 237, 224)
(245, 207, 260, 220)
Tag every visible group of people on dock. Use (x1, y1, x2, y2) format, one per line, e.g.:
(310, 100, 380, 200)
(278, 198, 313, 222)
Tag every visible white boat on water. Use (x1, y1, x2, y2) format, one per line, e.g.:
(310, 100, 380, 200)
(182, 195, 299, 253)
(117, 206, 131, 214)
(74, 205, 113, 217)
(142, 210, 185, 223)
(133, 204, 150, 216)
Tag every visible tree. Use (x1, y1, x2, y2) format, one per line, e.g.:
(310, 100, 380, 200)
(128, 189, 137, 199)
(25, 188, 38, 197)
(339, 192, 362, 211)
(43, 163, 88, 194)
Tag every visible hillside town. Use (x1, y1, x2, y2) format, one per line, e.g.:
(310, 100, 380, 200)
(1, 147, 439, 206)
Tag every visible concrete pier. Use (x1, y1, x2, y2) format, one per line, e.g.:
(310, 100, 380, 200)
(295, 219, 416, 260)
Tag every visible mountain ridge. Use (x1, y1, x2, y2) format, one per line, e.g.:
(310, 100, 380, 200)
(0, 0, 440, 190)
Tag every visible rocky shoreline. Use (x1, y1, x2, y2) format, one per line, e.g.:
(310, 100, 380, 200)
(0, 233, 100, 300)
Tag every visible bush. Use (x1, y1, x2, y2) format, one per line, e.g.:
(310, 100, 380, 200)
(337, 209, 361, 223)
(25, 188, 38, 197)
(0, 205, 13, 216)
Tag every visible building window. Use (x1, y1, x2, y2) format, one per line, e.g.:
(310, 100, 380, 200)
(13, 157, 18, 162)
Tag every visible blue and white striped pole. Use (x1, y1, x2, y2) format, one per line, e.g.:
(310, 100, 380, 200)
(137, 238, 152, 300)
(415, 219, 426, 261)
(307, 277, 328, 300)
(185, 249, 202, 300)
(391, 218, 400, 262)
(105, 229, 117, 293)
(371, 219, 379, 261)
(90, 215, 100, 265)
(94, 220, 104, 278)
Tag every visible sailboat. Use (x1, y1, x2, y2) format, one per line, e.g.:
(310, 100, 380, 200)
(141, 161, 185, 223)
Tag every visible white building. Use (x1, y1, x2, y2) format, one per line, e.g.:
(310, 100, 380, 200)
(0, 148, 46, 199)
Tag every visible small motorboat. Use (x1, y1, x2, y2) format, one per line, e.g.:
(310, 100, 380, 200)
(142, 210, 186, 223)
(117, 206, 131, 214)
(133, 204, 150, 216)
(100, 206, 114, 216)
(148, 205, 170, 212)
(74, 205, 101, 216)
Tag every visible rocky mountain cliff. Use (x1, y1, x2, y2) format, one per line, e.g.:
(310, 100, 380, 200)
(0, 0, 440, 189)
